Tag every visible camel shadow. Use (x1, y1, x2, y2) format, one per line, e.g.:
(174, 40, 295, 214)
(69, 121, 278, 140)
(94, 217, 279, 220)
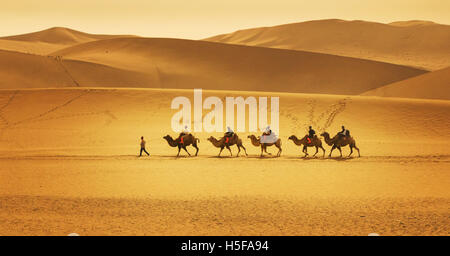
(285, 156, 357, 161)
(207, 155, 240, 159)
(246, 155, 281, 159)
(326, 156, 357, 161)
(157, 155, 194, 159)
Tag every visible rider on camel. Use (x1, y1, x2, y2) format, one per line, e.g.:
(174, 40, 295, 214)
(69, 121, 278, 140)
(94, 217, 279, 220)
(308, 126, 316, 138)
(307, 126, 316, 144)
(338, 126, 350, 139)
(224, 126, 234, 143)
(262, 126, 272, 136)
(179, 125, 190, 138)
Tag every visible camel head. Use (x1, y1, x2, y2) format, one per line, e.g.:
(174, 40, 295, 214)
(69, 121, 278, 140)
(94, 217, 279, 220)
(247, 134, 259, 141)
(320, 132, 329, 138)
(288, 135, 296, 141)
(163, 135, 172, 141)
(207, 136, 215, 142)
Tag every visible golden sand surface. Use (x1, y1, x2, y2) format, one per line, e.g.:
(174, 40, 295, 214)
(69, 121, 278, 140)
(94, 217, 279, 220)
(0, 88, 449, 235)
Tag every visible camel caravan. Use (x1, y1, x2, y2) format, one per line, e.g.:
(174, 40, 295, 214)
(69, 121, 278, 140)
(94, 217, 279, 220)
(156, 125, 360, 158)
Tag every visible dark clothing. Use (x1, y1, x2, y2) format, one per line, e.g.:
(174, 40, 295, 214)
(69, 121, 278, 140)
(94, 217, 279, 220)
(140, 148, 150, 156)
(262, 130, 272, 136)
(224, 132, 234, 137)
(338, 128, 350, 138)
(308, 129, 316, 138)
(178, 132, 189, 139)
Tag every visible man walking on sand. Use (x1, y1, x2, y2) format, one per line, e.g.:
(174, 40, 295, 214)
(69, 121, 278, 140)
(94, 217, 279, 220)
(139, 136, 150, 157)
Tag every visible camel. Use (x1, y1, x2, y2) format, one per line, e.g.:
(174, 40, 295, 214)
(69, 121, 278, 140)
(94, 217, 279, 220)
(163, 134, 199, 157)
(247, 134, 282, 157)
(288, 135, 325, 157)
(207, 134, 248, 157)
(320, 132, 360, 157)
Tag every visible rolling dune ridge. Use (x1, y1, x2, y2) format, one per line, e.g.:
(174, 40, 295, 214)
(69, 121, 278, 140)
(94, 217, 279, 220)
(0, 27, 137, 55)
(363, 67, 450, 100)
(52, 37, 426, 94)
(205, 19, 450, 70)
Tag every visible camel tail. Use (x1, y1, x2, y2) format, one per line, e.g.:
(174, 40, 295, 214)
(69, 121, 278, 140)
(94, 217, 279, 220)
(196, 138, 200, 143)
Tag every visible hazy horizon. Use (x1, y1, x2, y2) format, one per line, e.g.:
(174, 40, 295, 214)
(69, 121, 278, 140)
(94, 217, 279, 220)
(1, 0, 449, 39)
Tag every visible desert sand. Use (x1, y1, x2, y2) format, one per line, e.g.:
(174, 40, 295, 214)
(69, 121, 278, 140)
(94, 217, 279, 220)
(0, 27, 136, 55)
(0, 88, 449, 235)
(1, 35, 427, 94)
(0, 49, 155, 89)
(0, 21, 448, 235)
(363, 67, 450, 100)
(205, 19, 450, 70)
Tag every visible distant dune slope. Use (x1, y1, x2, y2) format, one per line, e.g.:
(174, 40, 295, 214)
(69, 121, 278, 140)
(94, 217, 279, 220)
(51, 37, 426, 94)
(0, 39, 64, 55)
(0, 27, 136, 55)
(0, 50, 154, 89)
(362, 67, 450, 100)
(204, 19, 450, 70)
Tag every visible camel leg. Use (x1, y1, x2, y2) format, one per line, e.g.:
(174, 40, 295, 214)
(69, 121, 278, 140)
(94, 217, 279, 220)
(264, 145, 272, 155)
(329, 145, 336, 157)
(226, 145, 232, 156)
(302, 146, 308, 157)
(238, 144, 248, 156)
(177, 146, 181, 157)
(218, 147, 224, 157)
(348, 146, 353, 157)
(193, 144, 199, 156)
(313, 146, 318, 157)
(277, 145, 282, 157)
(236, 145, 240, 157)
(337, 146, 342, 157)
(260, 145, 264, 157)
(182, 146, 191, 156)
(354, 146, 360, 157)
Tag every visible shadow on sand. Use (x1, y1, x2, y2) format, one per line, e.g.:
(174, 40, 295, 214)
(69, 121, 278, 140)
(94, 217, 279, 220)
(284, 155, 357, 161)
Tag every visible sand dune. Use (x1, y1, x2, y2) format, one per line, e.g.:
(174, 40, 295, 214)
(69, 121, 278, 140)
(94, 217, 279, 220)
(51, 37, 426, 94)
(0, 50, 156, 89)
(0, 39, 65, 55)
(1, 27, 136, 45)
(205, 19, 450, 70)
(0, 87, 449, 235)
(0, 88, 449, 156)
(0, 27, 136, 55)
(362, 67, 450, 100)
(389, 20, 439, 27)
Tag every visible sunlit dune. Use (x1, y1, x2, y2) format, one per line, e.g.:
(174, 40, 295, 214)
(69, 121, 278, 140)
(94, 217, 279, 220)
(0, 50, 154, 89)
(362, 67, 450, 100)
(204, 19, 450, 70)
(48, 37, 426, 94)
(0, 27, 137, 55)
